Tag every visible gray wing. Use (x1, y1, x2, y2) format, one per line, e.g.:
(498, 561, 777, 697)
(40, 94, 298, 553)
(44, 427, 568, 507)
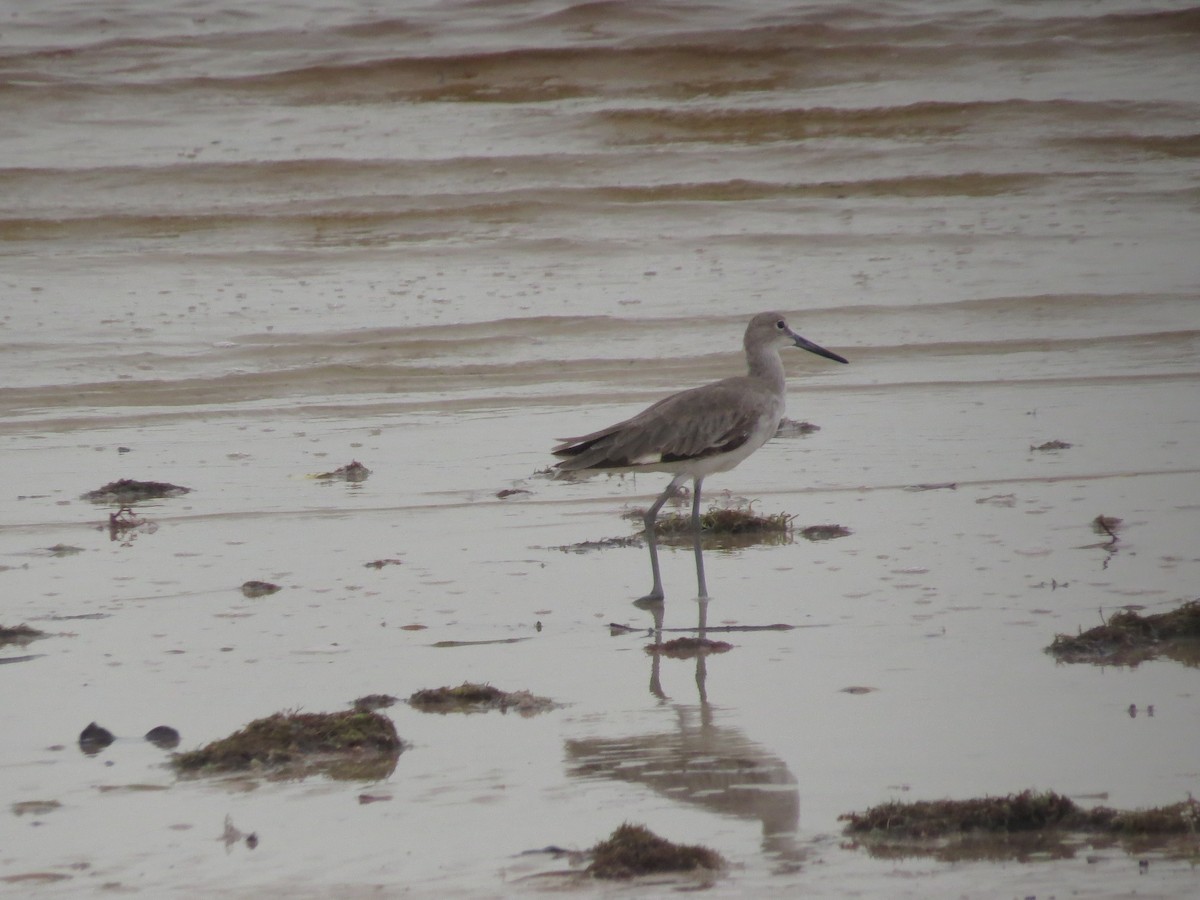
(553, 379, 769, 471)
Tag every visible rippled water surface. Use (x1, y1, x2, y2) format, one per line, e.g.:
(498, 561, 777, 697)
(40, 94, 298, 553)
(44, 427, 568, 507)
(2, 1, 1199, 896)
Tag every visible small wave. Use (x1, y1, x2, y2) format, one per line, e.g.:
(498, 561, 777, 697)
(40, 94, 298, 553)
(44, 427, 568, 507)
(3, 2, 1195, 105)
(596, 99, 1174, 145)
(1056, 132, 1200, 160)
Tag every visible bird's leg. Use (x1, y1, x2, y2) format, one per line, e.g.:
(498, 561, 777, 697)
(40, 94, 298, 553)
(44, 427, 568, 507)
(690, 476, 705, 533)
(691, 476, 709, 600)
(638, 474, 687, 603)
(645, 599, 667, 700)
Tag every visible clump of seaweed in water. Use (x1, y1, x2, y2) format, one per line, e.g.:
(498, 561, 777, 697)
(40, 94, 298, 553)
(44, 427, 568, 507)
(840, 789, 1200, 846)
(408, 682, 557, 716)
(624, 503, 793, 537)
(799, 523, 851, 541)
(352, 694, 398, 712)
(553, 534, 644, 554)
(1047, 600, 1200, 667)
(0, 624, 46, 648)
(172, 709, 401, 780)
(587, 823, 724, 879)
(81, 479, 191, 503)
(841, 790, 1082, 838)
(1031, 440, 1073, 452)
(314, 460, 371, 482)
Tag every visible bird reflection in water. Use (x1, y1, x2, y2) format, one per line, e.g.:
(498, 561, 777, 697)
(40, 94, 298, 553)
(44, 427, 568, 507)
(565, 574, 803, 869)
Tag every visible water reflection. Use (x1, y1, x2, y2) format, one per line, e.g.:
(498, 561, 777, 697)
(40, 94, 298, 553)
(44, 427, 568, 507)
(565, 594, 802, 866)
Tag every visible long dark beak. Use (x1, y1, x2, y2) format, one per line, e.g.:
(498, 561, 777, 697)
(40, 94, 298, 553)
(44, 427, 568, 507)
(791, 331, 848, 364)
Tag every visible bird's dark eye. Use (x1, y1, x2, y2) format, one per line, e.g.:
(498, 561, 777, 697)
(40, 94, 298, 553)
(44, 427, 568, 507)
(775, 320, 786, 330)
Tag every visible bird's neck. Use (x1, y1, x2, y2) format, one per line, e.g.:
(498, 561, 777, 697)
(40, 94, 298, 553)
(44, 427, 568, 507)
(746, 345, 786, 392)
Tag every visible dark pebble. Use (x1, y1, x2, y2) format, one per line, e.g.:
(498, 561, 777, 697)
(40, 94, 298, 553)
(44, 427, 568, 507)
(241, 580, 282, 598)
(144, 725, 181, 749)
(79, 722, 115, 754)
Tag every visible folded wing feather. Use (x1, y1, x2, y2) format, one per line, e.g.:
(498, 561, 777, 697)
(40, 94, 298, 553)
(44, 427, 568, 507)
(553, 380, 767, 472)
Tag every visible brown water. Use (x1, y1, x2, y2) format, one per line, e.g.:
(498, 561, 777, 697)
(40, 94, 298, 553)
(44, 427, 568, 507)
(2, 1, 1199, 896)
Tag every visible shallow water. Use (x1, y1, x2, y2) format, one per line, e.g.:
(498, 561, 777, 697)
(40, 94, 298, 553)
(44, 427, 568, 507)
(2, 0, 1199, 896)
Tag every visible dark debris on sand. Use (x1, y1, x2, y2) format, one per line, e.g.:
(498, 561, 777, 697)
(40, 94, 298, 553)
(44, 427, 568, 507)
(314, 460, 371, 482)
(364, 558, 403, 568)
(645, 637, 733, 659)
(352, 694, 399, 712)
(553, 535, 644, 553)
(78, 722, 116, 754)
(799, 523, 852, 541)
(0, 624, 47, 647)
(144, 725, 181, 749)
(81, 479, 191, 503)
(241, 580, 282, 598)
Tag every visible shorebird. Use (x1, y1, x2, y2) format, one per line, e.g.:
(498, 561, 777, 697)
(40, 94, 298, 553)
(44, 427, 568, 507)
(553, 312, 847, 601)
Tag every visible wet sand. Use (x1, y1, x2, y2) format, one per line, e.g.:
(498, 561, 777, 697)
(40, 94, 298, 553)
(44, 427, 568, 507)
(3, 347, 1198, 896)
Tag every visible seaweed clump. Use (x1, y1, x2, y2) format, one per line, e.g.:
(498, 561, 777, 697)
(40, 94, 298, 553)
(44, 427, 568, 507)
(634, 505, 792, 536)
(553, 535, 643, 554)
(81, 479, 191, 503)
(588, 823, 724, 879)
(799, 524, 852, 541)
(241, 580, 281, 598)
(0, 624, 46, 648)
(1047, 600, 1200, 667)
(625, 502, 793, 548)
(172, 710, 401, 781)
(408, 682, 557, 716)
(841, 790, 1082, 838)
(314, 460, 371, 482)
(840, 790, 1200, 860)
(352, 694, 398, 712)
